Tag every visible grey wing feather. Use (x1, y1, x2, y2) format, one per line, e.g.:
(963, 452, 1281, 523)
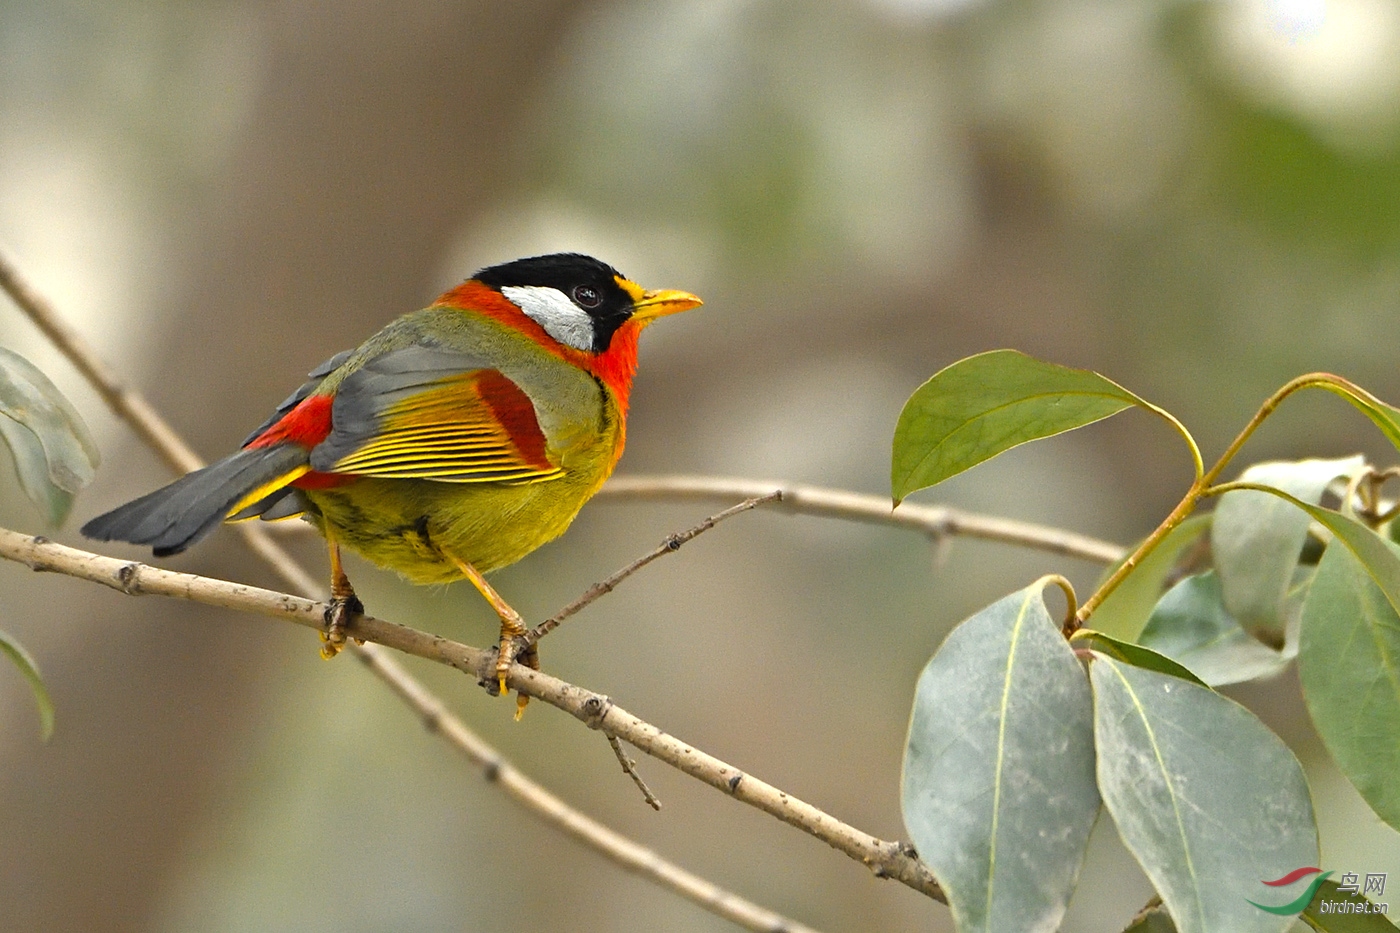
(307, 345, 493, 472)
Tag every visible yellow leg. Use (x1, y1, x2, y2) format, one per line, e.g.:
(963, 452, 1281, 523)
(321, 539, 363, 659)
(448, 554, 531, 716)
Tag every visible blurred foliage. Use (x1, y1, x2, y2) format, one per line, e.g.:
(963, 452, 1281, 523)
(0, 347, 99, 526)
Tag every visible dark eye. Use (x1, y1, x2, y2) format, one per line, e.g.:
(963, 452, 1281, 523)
(572, 285, 602, 309)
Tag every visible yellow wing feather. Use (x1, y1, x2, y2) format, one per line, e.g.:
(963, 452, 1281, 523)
(327, 372, 561, 484)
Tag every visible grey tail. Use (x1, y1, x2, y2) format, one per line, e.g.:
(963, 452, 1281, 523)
(80, 444, 310, 556)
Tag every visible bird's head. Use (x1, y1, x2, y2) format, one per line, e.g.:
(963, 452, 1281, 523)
(466, 253, 701, 355)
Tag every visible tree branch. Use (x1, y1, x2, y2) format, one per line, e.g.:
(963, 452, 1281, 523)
(0, 526, 945, 903)
(595, 475, 1126, 564)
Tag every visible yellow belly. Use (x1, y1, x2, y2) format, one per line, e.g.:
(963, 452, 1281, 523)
(304, 465, 610, 584)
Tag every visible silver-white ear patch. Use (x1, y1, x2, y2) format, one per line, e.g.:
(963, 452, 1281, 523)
(501, 285, 595, 351)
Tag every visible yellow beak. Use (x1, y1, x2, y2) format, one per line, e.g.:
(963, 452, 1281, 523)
(630, 287, 703, 324)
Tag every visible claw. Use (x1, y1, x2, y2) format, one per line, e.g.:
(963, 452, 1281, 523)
(321, 591, 364, 659)
(322, 539, 362, 659)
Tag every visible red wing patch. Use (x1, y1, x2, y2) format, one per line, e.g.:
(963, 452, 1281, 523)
(247, 393, 335, 449)
(473, 370, 552, 470)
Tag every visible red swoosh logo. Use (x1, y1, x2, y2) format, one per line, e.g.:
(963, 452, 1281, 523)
(1263, 867, 1323, 887)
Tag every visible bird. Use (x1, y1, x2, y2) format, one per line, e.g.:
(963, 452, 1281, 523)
(82, 253, 702, 710)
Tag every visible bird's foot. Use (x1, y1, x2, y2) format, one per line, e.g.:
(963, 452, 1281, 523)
(321, 592, 364, 659)
(499, 640, 539, 721)
(448, 552, 535, 716)
(494, 621, 533, 718)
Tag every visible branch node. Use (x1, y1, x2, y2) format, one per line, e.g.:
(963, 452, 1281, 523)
(482, 757, 503, 783)
(727, 772, 744, 794)
(927, 530, 953, 569)
(580, 693, 613, 729)
(117, 562, 139, 594)
(419, 705, 444, 735)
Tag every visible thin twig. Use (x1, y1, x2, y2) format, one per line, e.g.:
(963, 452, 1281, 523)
(525, 492, 780, 646)
(607, 734, 662, 811)
(596, 475, 1126, 564)
(0, 526, 945, 903)
(0, 248, 835, 933)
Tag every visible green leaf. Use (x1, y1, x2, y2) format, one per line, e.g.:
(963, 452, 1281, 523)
(1222, 488, 1400, 633)
(1298, 542, 1400, 831)
(1317, 381, 1400, 457)
(0, 347, 99, 525)
(0, 627, 54, 741)
(1071, 628, 1208, 687)
(902, 579, 1100, 933)
(1213, 457, 1365, 633)
(1088, 514, 1213, 642)
(1091, 656, 1318, 933)
(1299, 879, 1398, 931)
(891, 350, 1193, 503)
(1139, 571, 1293, 687)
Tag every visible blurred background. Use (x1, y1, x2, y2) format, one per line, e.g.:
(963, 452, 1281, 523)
(2, 0, 1399, 930)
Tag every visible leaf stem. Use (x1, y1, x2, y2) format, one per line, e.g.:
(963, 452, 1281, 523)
(1145, 403, 1205, 483)
(1074, 373, 1359, 626)
(1035, 573, 1079, 636)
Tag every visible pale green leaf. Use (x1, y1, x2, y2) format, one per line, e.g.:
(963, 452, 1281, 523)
(1222, 489, 1400, 637)
(1091, 657, 1318, 933)
(1139, 571, 1293, 686)
(1089, 515, 1212, 641)
(902, 580, 1100, 933)
(0, 347, 99, 525)
(1299, 542, 1400, 831)
(1213, 457, 1365, 633)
